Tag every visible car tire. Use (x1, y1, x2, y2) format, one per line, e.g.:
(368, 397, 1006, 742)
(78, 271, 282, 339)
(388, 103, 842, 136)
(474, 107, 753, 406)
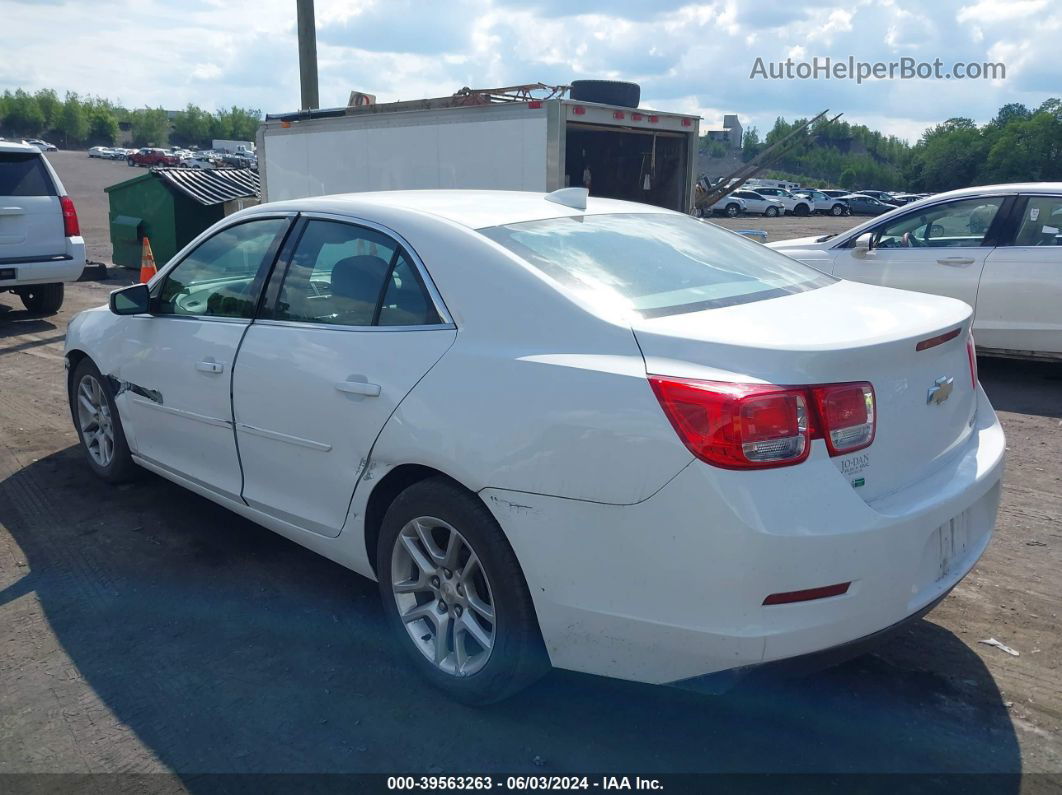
(19, 283, 64, 315)
(725, 203, 740, 217)
(127, 158, 135, 166)
(377, 477, 549, 704)
(794, 203, 811, 217)
(764, 206, 779, 217)
(569, 79, 641, 108)
(830, 204, 844, 216)
(69, 358, 139, 484)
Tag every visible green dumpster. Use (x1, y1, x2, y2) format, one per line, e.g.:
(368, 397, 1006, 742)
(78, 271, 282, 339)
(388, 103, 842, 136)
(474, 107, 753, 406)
(104, 168, 259, 268)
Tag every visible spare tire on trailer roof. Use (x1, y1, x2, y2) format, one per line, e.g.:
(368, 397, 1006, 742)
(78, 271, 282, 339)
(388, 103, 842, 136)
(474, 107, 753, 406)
(569, 80, 640, 109)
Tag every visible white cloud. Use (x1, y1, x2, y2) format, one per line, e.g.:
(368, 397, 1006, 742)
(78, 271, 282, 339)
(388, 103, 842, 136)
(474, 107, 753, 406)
(0, 0, 1058, 141)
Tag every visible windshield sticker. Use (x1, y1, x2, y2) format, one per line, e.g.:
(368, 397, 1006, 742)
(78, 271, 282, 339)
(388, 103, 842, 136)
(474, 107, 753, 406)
(1030, 208, 1040, 221)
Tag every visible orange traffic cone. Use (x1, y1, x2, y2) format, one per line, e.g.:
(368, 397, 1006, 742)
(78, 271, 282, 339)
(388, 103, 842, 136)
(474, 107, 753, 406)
(139, 237, 157, 283)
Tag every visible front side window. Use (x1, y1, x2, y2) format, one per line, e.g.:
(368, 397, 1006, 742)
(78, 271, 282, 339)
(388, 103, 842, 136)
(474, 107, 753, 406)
(480, 213, 834, 319)
(1012, 196, 1062, 246)
(155, 218, 288, 318)
(272, 219, 440, 327)
(874, 197, 1004, 249)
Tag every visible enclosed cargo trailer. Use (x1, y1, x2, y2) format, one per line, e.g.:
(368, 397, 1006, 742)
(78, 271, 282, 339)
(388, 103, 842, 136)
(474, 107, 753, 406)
(258, 98, 700, 212)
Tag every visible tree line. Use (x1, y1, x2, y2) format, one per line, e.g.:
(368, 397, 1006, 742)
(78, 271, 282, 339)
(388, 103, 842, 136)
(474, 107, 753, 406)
(708, 98, 1062, 191)
(0, 88, 261, 149)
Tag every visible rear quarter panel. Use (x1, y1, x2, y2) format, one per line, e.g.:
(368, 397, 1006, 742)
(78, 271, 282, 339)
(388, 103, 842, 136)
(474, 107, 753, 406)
(362, 214, 693, 504)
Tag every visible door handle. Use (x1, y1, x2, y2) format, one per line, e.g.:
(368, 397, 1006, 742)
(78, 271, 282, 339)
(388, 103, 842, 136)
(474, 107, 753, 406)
(0, 206, 25, 216)
(196, 360, 224, 374)
(335, 379, 381, 397)
(936, 257, 975, 266)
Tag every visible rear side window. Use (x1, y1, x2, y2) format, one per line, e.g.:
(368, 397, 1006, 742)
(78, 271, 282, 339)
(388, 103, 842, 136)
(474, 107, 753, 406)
(0, 152, 56, 197)
(272, 219, 441, 327)
(480, 213, 834, 318)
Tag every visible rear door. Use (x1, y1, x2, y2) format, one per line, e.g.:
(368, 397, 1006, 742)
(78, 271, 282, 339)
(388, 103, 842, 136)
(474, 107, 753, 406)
(233, 215, 456, 537)
(976, 193, 1062, 355)
(0, 150, 63, 269)
(831, 195, 1011, 311)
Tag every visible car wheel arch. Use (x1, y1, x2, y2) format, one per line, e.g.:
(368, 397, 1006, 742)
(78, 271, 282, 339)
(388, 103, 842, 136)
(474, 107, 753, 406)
(363, 463, 485, 578)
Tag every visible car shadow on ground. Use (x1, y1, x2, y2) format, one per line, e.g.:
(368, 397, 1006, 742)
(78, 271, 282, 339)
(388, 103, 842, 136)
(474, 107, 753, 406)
(978, 355, 1062, 419)
(0, 447, 1021, 790)
(0, 303, 57, 341)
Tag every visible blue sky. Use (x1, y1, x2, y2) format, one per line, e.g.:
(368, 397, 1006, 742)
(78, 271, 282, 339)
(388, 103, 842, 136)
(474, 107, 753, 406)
(3, 0, 1059, 142)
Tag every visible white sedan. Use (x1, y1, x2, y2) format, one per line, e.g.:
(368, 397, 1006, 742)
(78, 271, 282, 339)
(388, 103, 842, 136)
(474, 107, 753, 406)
(769, 182, 1062, 359)
(64, 189, 1004, 702)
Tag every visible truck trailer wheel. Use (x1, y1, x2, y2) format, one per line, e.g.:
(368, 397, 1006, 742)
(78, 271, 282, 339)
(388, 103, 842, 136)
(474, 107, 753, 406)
(569, 80, 641, 109)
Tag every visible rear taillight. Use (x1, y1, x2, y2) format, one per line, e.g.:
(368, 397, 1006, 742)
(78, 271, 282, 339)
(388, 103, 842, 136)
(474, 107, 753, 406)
(967, 333, 978, 387)
(60, 195, 80, 237)
(809, 382, 875, 456)
(649, 376, 876, 470)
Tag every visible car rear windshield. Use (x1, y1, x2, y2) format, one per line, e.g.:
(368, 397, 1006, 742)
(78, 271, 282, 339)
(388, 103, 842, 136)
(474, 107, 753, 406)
(479, 213, 834, 318)
(0, 152, 56, 197)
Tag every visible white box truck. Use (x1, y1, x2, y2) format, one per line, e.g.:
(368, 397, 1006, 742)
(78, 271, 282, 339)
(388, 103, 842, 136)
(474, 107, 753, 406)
(257, 94, 700, 212)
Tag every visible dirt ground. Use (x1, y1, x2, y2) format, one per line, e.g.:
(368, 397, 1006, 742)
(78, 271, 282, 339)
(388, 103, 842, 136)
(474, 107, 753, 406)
(0, 152, 1059, 789)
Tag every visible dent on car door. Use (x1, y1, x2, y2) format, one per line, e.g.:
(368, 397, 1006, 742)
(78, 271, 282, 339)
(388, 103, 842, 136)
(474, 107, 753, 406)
(114, 216, 292, 499)
(976, 194, 1062, 354)
(232, 216, 456, 538)
(833, 195, 1009, 310)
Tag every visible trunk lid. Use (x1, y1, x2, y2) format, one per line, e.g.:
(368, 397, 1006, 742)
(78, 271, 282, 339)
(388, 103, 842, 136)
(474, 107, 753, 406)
(634, 280, 977, 501)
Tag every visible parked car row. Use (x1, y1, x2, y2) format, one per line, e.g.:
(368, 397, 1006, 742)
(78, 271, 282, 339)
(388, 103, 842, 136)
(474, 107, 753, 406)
(88, 146, 134, 160)
(86, 145, 257, 170)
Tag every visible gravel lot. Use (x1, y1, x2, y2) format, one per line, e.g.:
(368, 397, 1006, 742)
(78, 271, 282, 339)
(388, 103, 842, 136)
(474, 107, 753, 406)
(0, 151, 1059, 788)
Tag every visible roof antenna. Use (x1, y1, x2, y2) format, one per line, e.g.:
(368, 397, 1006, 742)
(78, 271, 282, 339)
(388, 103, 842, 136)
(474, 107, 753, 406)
(544, 187, 588, 210)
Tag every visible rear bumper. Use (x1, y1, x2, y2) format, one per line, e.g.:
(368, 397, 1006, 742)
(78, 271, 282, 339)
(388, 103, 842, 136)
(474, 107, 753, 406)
(484, 387, 1005, 685)
(0, 238, 86, 286)
(673, 587, 953, 694)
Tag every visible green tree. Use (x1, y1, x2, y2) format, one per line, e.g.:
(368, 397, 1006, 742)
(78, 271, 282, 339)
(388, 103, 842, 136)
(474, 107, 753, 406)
(172, 103, 212, 146)
(34, 88, 61, 129)
(85, 98, 119, 145)
(838, 168, 856, 189)
(212, 105, 261, 141)
(130, 107, 169, 146)
(56, 92, 89, 146)
(5, 89, 45, 136)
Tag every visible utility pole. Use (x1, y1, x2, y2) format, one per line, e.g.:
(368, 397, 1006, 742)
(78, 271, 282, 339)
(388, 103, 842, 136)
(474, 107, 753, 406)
(297, 0, 319, 110)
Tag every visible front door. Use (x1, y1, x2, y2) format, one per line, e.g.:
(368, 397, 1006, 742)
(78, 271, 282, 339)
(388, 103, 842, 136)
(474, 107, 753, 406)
(233, 216, 456, 537)
(832, 195, 1008, 312)
(114, 216, 292, 499)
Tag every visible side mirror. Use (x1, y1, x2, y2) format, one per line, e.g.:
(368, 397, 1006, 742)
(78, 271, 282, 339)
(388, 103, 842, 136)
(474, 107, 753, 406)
(853, 232, 874, 257)
(109, 283, 150, 315)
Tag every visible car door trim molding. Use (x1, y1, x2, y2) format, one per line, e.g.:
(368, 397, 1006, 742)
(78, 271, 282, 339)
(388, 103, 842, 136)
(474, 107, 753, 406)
(130, 397, 232, 429)
(252, 318, 457, 333)
(235, 422, 333, 452)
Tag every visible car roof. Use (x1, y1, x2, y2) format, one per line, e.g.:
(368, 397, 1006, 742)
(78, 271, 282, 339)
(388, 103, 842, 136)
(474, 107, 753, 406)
(916, 182, 1062, 199)
(258, 190, 681, 230)
(0, 141, 43, 154)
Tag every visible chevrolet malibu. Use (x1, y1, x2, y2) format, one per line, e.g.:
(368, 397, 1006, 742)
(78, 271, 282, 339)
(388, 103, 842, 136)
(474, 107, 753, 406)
(64, 189, 1004, 703)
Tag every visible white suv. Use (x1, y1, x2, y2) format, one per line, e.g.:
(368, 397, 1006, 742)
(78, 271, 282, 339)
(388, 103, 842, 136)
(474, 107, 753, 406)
(752, 186, 816, 216)
(0, 141, 85, 314)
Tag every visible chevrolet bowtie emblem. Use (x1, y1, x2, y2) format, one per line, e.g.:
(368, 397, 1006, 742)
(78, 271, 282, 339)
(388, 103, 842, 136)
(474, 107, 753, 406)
(927, 376, 954, 406)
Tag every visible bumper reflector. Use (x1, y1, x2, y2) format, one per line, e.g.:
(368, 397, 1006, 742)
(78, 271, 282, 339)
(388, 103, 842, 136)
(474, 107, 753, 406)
(763, 582, 851, 606)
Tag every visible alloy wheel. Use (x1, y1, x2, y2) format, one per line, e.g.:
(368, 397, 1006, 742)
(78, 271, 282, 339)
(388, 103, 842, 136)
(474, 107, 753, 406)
(76, 374, 115, 467)
(390, 516, 496, 676)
